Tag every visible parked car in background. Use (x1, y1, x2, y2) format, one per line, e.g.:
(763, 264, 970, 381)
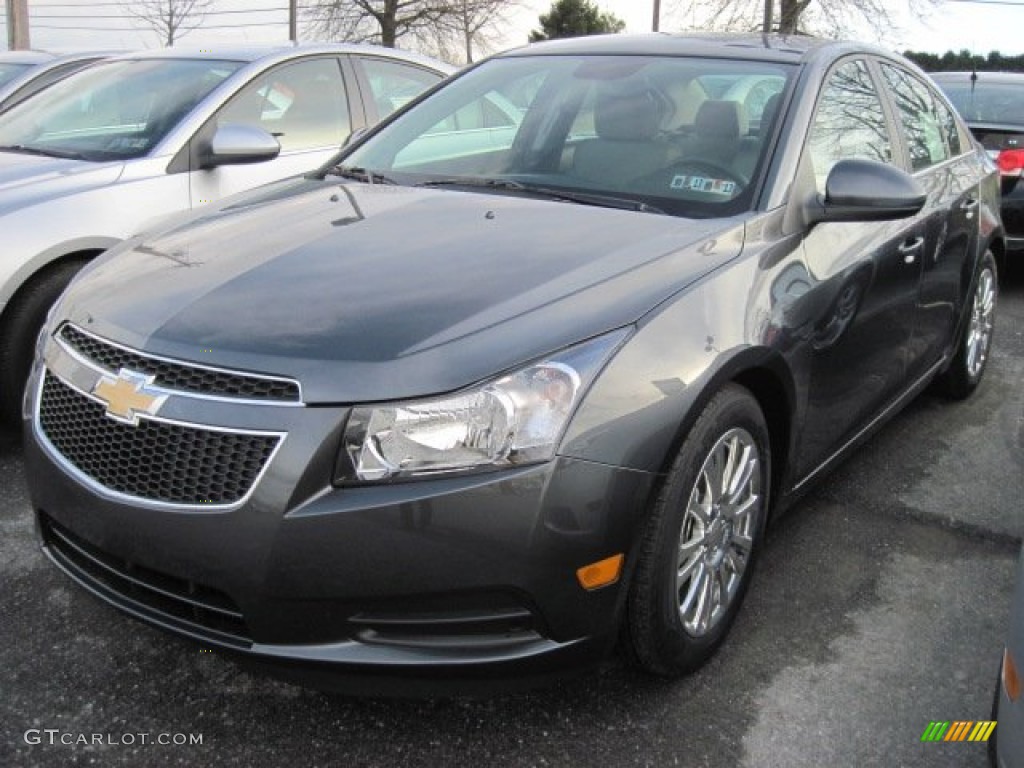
(932, 72, 1024, 263)
(0, 44, 452, 424)
(993, 546, 1024, 767)
(25, 34, 1003, 693)
(0, 51, 114, 114)
(0, 51, 53, 90)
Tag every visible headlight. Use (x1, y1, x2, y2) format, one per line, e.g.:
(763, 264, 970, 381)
(336, 330, 628, 483)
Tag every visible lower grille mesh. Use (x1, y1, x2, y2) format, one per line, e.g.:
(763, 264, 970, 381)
(40, 513, 250, 645)
(38, 372, 279, 506)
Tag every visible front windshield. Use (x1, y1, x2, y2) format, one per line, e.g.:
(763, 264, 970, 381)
(341, 55, 794, 218)
(940, 80, 1024, 124)
(0, 63, 32, 89)
(0, 58, 244, 161)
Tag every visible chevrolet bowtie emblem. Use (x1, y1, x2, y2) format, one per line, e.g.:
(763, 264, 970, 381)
(91, 369, 167, 425)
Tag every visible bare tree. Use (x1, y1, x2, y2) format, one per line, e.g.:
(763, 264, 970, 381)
(124, 0, 213, 46)
(307, 1, 450, 48)
(672, 0, 936, 39)
(415, 0, 517, 63)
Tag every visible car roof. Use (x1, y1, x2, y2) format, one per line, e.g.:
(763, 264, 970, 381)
(497, 32, 883, 65)
(102, 42, 454, 73)
(930, 71, 1024, 84)
(0, 50, 55, 65)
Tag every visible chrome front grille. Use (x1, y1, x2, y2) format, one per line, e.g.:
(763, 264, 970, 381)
(38, 372, 280, 506)
(58, 324, 301, 402)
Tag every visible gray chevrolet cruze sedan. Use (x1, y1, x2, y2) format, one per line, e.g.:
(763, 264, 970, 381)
(24, 34, 1003, 693)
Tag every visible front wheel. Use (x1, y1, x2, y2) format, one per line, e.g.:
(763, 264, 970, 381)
(0, 259, 89, 427)
(939, 250, 997, 400)
(625, 384, 771, 677)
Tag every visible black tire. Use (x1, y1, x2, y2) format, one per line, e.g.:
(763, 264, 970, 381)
(939, 250, 998, 400)
(625, 383, 771, 677)
(0, 259, 89, 427)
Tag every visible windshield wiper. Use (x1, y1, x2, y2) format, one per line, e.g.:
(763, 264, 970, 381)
(328, 165, 397, 185)
(0, 144, 91, 161)
(417, 177, 665, 214)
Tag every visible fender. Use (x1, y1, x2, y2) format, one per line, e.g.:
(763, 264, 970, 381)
(0, 237, 120, 314)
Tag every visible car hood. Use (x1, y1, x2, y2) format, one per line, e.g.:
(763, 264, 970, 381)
(0, 151, 124, 211)
(60, 177, 745, 402)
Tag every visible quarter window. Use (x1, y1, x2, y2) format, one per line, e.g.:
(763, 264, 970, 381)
(807, 60, 893, 189)
(218, 58, 350, 152)
(881, 64, 951, 171)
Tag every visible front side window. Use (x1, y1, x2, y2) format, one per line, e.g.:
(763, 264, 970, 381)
(0, 58, 242, 161)
(806, 59, 893, 190)
(342, 55, 795, 219)
(218, 58, 350, 153)
(881, 64, 950, 171)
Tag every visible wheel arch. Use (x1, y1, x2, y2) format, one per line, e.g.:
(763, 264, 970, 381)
(656, 347, 797, 519)
(0, 239, 117, 319)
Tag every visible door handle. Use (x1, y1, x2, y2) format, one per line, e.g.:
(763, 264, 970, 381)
(960, 197, 979, 219)
(898, 236, 925, 264)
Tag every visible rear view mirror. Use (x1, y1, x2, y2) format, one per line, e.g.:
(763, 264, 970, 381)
(201, 124, 280, 169)
(805, 158, 927, 225)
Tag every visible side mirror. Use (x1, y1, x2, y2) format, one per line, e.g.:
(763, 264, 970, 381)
(200, 123, 281, 169)
(805, 158, 927, 225)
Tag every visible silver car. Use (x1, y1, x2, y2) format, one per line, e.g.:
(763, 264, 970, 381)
(994, 546, 1024, 767)
(0, 50, 54, 91)
(0, 44, 452, 424)
(0, 51, 113, 113)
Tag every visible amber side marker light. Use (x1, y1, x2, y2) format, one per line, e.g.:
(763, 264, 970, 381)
(1005, 648, 1021, 702)
(577, 554, 624, 590)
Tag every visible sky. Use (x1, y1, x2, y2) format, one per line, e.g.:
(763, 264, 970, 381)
(3, 0, 1024, 58)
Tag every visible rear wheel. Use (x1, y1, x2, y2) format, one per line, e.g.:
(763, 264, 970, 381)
(939, 250, 997, 399)
(0, 259, 89, 427)
(625, 384, 770, 676)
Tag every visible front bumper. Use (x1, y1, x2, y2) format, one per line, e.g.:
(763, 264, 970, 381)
(25, 369, 656, 691)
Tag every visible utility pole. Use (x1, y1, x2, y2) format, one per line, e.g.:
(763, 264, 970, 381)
(289, 0, 298, 42)
(652, 0, 661, 32)
(6, 0, 30, 50)
(763, 0, 773, 33)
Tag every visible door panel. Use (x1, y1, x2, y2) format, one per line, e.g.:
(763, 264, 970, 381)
(794, 58, 925, 476)
(878, 63, 980, 375)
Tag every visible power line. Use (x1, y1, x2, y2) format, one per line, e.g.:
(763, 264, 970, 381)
(33, 12, 288, 20)
(32, 21, 289, 31)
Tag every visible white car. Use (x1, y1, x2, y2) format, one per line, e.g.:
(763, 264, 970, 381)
(0, 44, 452, 423)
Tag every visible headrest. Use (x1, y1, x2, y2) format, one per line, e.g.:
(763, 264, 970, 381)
(694, 100, 748, 139)
(593, 85, 665, 141)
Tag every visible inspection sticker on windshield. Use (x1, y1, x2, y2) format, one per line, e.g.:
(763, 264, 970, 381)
(670, 175, 736, 196)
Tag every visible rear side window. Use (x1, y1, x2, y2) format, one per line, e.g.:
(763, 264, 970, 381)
(880, 64, 951, 171)
(358, 58, 443, 120)
(807, 60, 893, 189)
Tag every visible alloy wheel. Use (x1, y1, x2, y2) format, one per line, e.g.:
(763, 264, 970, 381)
(676, 427, 763, 636)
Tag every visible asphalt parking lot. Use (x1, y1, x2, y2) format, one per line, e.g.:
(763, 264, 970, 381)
(2, 268, 1022, 768)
